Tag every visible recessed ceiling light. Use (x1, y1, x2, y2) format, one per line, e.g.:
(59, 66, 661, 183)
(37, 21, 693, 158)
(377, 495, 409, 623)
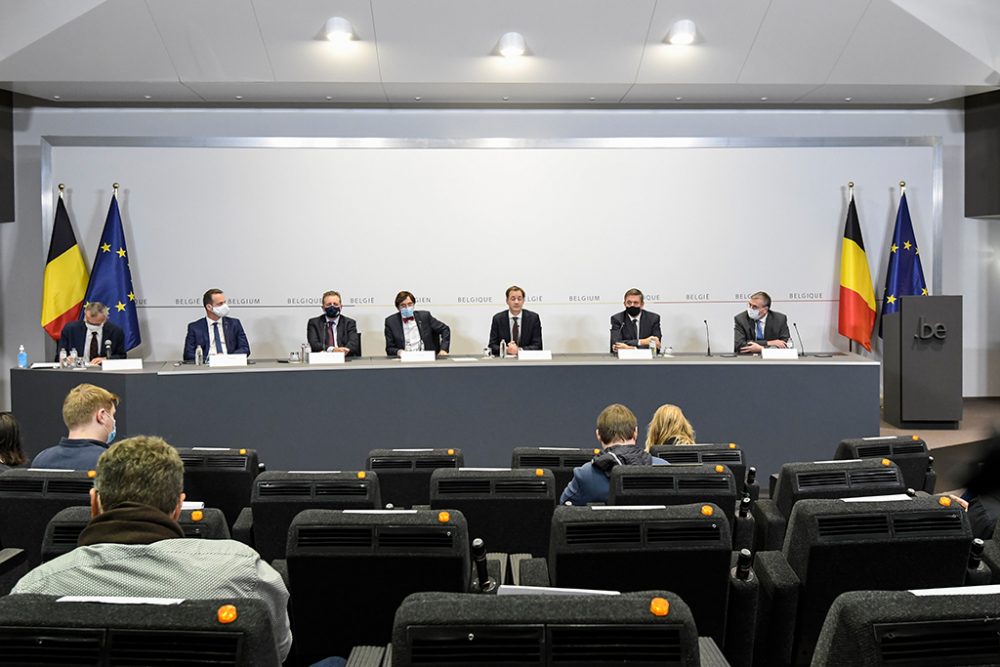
(414, 96, 422, 101)
(927, 97, 935, 102)
(760, 96, 768, 101)
(52, 95, 61, 100)
(502, 96, 510, 101)
(498, 32, 527, 58)
(666, 19, 697, 46)
(143, 95, 152, 100)
(324, 16, 354, 43)
(588, 96, 596, 102)
(234, 95, 243, 100)
(675, 96, 683, 101)
(325, 95, 333, 100)
(844, 97, 853, 102)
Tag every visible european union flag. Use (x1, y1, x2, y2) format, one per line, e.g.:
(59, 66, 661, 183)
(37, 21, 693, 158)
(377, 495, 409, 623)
(878, 191, 927, 337)
(83, 192, 141, 350)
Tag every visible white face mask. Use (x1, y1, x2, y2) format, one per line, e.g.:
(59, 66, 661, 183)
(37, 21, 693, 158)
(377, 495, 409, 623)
(85, 322, 103, 334)
(212, 303, 231, 318)
(746, 307, 764, 321)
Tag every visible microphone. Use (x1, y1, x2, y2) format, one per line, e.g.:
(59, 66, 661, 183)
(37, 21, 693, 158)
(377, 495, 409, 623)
(104, 340, 112, 359)
(703, 319, 712, 357)
(792, 322, 806, 356)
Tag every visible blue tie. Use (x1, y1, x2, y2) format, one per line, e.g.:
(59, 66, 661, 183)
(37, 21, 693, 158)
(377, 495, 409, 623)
(755, 320, 764, 341)
(213, 321, 223, 353)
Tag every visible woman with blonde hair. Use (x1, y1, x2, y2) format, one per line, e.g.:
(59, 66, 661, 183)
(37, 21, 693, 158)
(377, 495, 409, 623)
(645, 404, 695, 450)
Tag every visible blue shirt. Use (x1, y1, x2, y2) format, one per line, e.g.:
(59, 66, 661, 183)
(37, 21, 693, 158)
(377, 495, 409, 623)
(31, 437, 108, 470)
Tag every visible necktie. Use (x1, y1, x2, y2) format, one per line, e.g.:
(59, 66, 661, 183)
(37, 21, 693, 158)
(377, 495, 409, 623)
(327, 321, 335, 348)
(213, 321, 223, 353)
(512, 317, 520, 345)
(755, 320, 764, 341)
(89, 331, 99, 360)
(632, 318, 640, 336)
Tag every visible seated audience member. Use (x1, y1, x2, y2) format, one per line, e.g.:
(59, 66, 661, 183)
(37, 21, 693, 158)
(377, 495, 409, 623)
(955, 430, 1000, 540)
(57, 301, 126, 364)
(645, 404, 696, 449)
(734, 290, 792, 354)
(31, 384, 119, 470)
(307, 290, 361, 356)
(0, 411, 28, 471)
(560, 404, 667, 505)
(183, 288, 250, 361)
(12, 435, 292, 661)
(384, 290, 451, 357)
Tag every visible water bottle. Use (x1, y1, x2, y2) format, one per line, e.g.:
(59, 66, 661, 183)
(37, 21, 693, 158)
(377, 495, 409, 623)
(69, 348, 78, 367)
(499, 339, 507, 359)
(59, 348, 68, 368)
(17, 345, 27, 369)
(649, 340, 658, 357)
(301, 342, 309, 363)
(194, 345, 204, 366)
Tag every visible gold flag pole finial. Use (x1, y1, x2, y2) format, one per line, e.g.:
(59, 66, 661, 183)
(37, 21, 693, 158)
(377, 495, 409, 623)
(848, 181, 854, 194)
(58, 183, 65, 199)
(112, 182, 120, 197)
(899, 180, 906, 192)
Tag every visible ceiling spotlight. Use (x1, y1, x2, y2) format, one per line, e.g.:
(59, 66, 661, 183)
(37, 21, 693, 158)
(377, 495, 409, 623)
(666, 19, 697, 46)
(844, 97, 853, 102)
(52, 95, 61, 100)
(502, 96, 510, 101)
(234, 95, 243, 100)
(927, 97, 935, 102)
(760, 96, 768, 101)
(143, 95, 152, 100)
(414, 96, 422, 101)
(675, 96, 683, 101)
(498, 32, 527, 58)
(588, 96, 596, 101)
(325, 95, 333, 100)
(324, 16, 354, 43)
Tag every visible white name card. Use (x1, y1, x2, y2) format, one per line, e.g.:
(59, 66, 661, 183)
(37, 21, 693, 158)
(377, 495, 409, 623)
(102, 359, 143, 371)
(518, 350, 552, 361)
(617, 348, 653, 360)
(30, 362, 61, 369)
(180, 501, 206, 510)
(309, 351, 345, 365)
(761, 348, 799, 360)
(208, 353, 248, 367)
(400, 351, 436, 362)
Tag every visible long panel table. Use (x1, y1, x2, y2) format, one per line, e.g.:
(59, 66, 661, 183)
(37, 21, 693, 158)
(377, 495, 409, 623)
(11, 353, 880, 481)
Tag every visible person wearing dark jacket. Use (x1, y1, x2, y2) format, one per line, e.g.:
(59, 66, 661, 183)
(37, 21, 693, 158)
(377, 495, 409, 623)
(560, 404, 667, 505)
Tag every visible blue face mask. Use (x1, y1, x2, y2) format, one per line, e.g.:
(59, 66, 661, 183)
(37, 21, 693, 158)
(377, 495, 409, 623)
(400, 307, 415, 318)
(106, 415, 117, 444)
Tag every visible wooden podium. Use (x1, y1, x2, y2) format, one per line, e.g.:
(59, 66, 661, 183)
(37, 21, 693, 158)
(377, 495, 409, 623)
(883, 295, 962, 428)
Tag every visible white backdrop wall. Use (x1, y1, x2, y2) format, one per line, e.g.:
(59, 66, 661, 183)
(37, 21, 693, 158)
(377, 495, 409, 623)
(2, 105, 996, 408)
(46, 141, 937, 362)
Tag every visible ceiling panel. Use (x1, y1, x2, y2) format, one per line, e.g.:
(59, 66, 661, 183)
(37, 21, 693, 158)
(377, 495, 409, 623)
(893, 0, 1000, 72)
(0, 0, 105, 62)
(146, 0, 273, 82)
(372, 0, 655, 83)
(739, 0, 871, 84)
(0, 0, 176, 81)
(635, 0, 771, 84)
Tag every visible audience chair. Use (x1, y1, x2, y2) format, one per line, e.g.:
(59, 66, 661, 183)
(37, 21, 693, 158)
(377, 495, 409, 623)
(366, 448, 463, 508)
(386, 590, 716, 667)
(42, 506, 230, 562)
(285, 508, 472, 664)
(430, 468, 556, 557)
(0, 469, 94, 568)
(233, 470, 381, 562)
(812, 587, 1000, 667)
(752, 459, 907, 551)
(175, 447, 262, 527)
(834, 436, 935, 493)
(753, 496, 973, 666)
(608, 464, 741, 529)
(511, 446, 599, 498)
(0, 594, 279, 666)
(650, 443, 753, 497)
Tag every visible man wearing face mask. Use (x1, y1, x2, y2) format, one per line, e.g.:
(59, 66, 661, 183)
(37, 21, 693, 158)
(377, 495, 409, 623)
(610, 288, 662, 354)
(57, 302, 127, 365)
(307, 290, 361, 356)
(384, 290, 450, 357)
(183, 288, 251, 361)
(31, 383, 120, 470)
(734, 290, 792, 354)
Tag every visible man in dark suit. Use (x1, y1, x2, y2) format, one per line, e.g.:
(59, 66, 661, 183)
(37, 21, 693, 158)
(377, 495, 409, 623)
(183, 288, 250, 361)
(488, 285, 542, 357)
(734, 290, 792, 354)
(57, 302, 126, 364)
(610, 288, 662, 354)
(384, 290, 450, 357)
(307, 290, 361, 356)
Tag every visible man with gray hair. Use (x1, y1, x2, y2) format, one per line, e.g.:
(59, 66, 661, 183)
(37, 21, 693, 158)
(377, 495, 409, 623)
(13, 435, 292, 661)
(57, 301, 126, 364)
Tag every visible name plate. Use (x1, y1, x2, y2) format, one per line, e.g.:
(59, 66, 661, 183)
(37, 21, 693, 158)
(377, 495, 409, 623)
(309, 351, 345, 365)
(102, 358, 143, 371)
(761, 348, 799, 360)
(617, 348, 653, 360)
(400, 351, 436, 362)
(208, 353, 248, 368)
(517, 350, 552, 361)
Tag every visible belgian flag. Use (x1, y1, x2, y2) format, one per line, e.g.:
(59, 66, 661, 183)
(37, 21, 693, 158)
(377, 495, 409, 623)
(41, 197, 89, 340)
(838, 193, 876, 351)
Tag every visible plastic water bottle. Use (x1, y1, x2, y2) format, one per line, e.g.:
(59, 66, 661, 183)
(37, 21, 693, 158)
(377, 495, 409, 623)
(59, 348, 68, 368)
(499, 339, 507, 359)
(649, 340, 658, 357)
(194, 345, 204, 366)
(69, 348, 78, 367)
(17, 345, 27, 369)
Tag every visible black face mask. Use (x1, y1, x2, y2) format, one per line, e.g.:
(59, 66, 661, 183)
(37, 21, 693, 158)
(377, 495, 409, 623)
(625, 306, 642, 318)
(324, 305, 340, 318)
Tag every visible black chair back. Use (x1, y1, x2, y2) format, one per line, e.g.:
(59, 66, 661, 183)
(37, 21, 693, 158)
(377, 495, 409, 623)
(286, 508, 471, 664)
(0, 469, 93, 567)
(649, 443, 747, 493)
(772, 459, 907, 519)
(430, 468, 556, 557)
(176, 447, 261, 527)
(549, 504, 732, 646)
(250, 471, 380, 561)
(834, 436, 932, 492)
(0, 594, 278, 666)
(366, 448, 463, 508)
(608, 464, 738, 527)
(511, 446, 599, 498)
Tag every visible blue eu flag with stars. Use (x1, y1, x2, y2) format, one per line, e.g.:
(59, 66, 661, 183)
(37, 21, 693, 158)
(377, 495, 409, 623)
(83, 192, 141, 350)
(878, 191, 927, 337)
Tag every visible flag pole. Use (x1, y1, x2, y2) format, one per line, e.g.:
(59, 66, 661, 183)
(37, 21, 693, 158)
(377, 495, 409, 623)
(58, 183, 65, 199)
(848, 180, 853, 355)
